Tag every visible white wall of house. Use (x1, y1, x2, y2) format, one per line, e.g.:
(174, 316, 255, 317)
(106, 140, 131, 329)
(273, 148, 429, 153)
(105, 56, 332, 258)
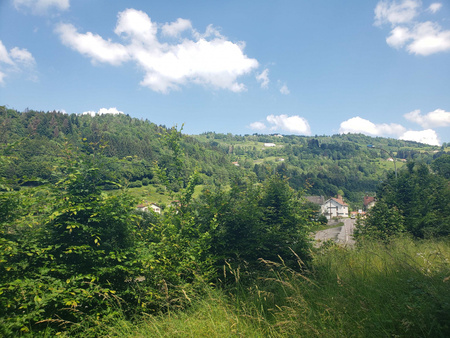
(150, 204, 161, 214)
(321, 199, 349, 219)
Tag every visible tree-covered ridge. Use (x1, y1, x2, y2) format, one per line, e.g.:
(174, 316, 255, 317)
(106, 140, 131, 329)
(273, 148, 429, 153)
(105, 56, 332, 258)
(0, 106, 238, 189)
(1, 106, 448, 207)
(195, 131, 446, 205)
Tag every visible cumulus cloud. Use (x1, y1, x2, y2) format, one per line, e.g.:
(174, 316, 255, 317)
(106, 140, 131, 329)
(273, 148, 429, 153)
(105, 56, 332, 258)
(55, 23, 130, 66)
(0, 42, 14, 65)
(13, 0, 69, 14)
(250, 114, 311, 135)
(55, 9, 259, 93)
(9, 47, 36, 68)
(399, 129, 440, 145)
(428, 3, 442, 13)
(256, 68, 269, 89)
(249, 121, 267, 130)
(0, 71, 6, 85)
(82, 107, 124, 116)
(279, 84, 290, 95)
(161, 18, 192, 37)
(0, 40, 37, 84)
(267, 114, 310, 134)
(406, 22, 450, 55)
(404, 108, 450, 128)
(375, 0, 450, 55)
(339, 116, 406, 136)
(339, 115, 444, 146)
(374, 0, 421, 26)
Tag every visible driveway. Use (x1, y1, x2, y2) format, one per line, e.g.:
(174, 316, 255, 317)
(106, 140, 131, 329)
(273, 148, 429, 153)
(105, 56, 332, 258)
(314, 218, 356, 246)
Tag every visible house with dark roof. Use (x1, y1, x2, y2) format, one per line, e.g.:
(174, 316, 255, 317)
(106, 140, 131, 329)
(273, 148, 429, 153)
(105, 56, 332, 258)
(363, 196, 376, 210)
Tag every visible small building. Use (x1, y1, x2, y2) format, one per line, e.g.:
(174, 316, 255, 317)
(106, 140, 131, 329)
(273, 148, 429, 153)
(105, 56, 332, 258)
(232, 161, 240, 166)
(351, 210, 366, 219)
(136, 203, 148, 212)
(363, 196, 376, 210)
(149, 203, 161, 214)
(264, 143, 276, 147)
(321, 195, 349, 220)
(136, 202, 161, 214)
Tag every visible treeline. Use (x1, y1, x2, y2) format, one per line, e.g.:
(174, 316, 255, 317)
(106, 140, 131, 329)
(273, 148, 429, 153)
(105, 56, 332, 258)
(355, 155, 450, 240)
(1, 106, 448, 205)
(197, 131, 446, 205)
(0, 106, 238, 190)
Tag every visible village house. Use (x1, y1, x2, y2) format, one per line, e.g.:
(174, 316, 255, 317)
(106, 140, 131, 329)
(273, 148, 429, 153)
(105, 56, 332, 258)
(321, 195, 349, 220)
(363, 196, 376, 210)
(136, 202, 161, 214)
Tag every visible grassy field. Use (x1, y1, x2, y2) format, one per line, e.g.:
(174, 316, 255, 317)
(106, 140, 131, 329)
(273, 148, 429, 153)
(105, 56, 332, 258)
(124, 184, 206, 207)
(100, 236, 450, 337)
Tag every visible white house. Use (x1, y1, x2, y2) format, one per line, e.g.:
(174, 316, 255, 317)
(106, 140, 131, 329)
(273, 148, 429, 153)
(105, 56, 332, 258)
(136, 202, 161, 214)
(321, 195, 349, 220)
(264, 143, 276, 147)
(149, 203, 161, 214)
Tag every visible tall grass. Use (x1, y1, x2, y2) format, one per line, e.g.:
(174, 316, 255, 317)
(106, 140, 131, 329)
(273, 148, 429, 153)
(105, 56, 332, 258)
(103, 237, 450, 337)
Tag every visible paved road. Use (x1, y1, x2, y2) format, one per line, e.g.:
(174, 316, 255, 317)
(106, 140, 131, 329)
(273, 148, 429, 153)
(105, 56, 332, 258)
(314, 218, 356, 246)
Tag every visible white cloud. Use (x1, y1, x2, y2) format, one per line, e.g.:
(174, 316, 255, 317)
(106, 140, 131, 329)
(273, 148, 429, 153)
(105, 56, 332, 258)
(399, 129, 440, 145)
(280, 84, 290, 95)
(404, 108, 450, 128)
(376, 1, 450, 55)
(428, 3, 442, 13)
(374, 0, 421, 26)
(162, 18, 192, 37)
(0, 40, 37, 84)
(13, 0, 69, 14)
(55, 23, 130, 66)
(339, 115, 444, 146)
(82, 107, 124, 116)
(407, 21, 450, 55)
(386, 26, 411, 48)
(266, 114, 311, 135)
(339, 116, 406, 136)
(256, 68, 269, 89)
(0, 71, 6, 85)
(55, 9, 259, 93)
(249, 121, 267, 131)
(10, 47, 36, 67)
(0, 41, 14, 65)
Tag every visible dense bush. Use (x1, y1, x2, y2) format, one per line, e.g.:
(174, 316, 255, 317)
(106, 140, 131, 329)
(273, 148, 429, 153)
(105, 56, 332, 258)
(356, 160, 450, 240)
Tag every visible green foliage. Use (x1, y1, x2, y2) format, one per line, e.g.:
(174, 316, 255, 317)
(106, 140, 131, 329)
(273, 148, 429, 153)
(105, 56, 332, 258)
(354, 201, 405, 240)
(431, 154, 450, 179)
(356, 160, 449, 240)
(191, 174, 313, 275)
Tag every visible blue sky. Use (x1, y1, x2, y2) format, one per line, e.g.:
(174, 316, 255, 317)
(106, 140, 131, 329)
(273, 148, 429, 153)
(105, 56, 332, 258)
(1, 0, 449, 145)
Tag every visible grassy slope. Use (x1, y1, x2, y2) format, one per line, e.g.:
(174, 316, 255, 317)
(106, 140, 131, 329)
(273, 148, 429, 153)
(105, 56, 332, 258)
(104, 237, 450, 337)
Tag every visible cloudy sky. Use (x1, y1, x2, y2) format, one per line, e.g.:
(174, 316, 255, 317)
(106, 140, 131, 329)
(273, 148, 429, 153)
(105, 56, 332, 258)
(1, 0, 449, 145)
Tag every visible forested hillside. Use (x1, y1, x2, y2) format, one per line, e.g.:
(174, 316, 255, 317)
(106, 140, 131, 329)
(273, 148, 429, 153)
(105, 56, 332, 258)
(0, 106, 239, 191)
(1, 106, 447, 207)
(195, 131, 445, 205)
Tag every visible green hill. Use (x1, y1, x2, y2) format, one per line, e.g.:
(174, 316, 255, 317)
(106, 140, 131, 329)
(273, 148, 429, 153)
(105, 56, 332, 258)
(1, 106, 446, 209)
